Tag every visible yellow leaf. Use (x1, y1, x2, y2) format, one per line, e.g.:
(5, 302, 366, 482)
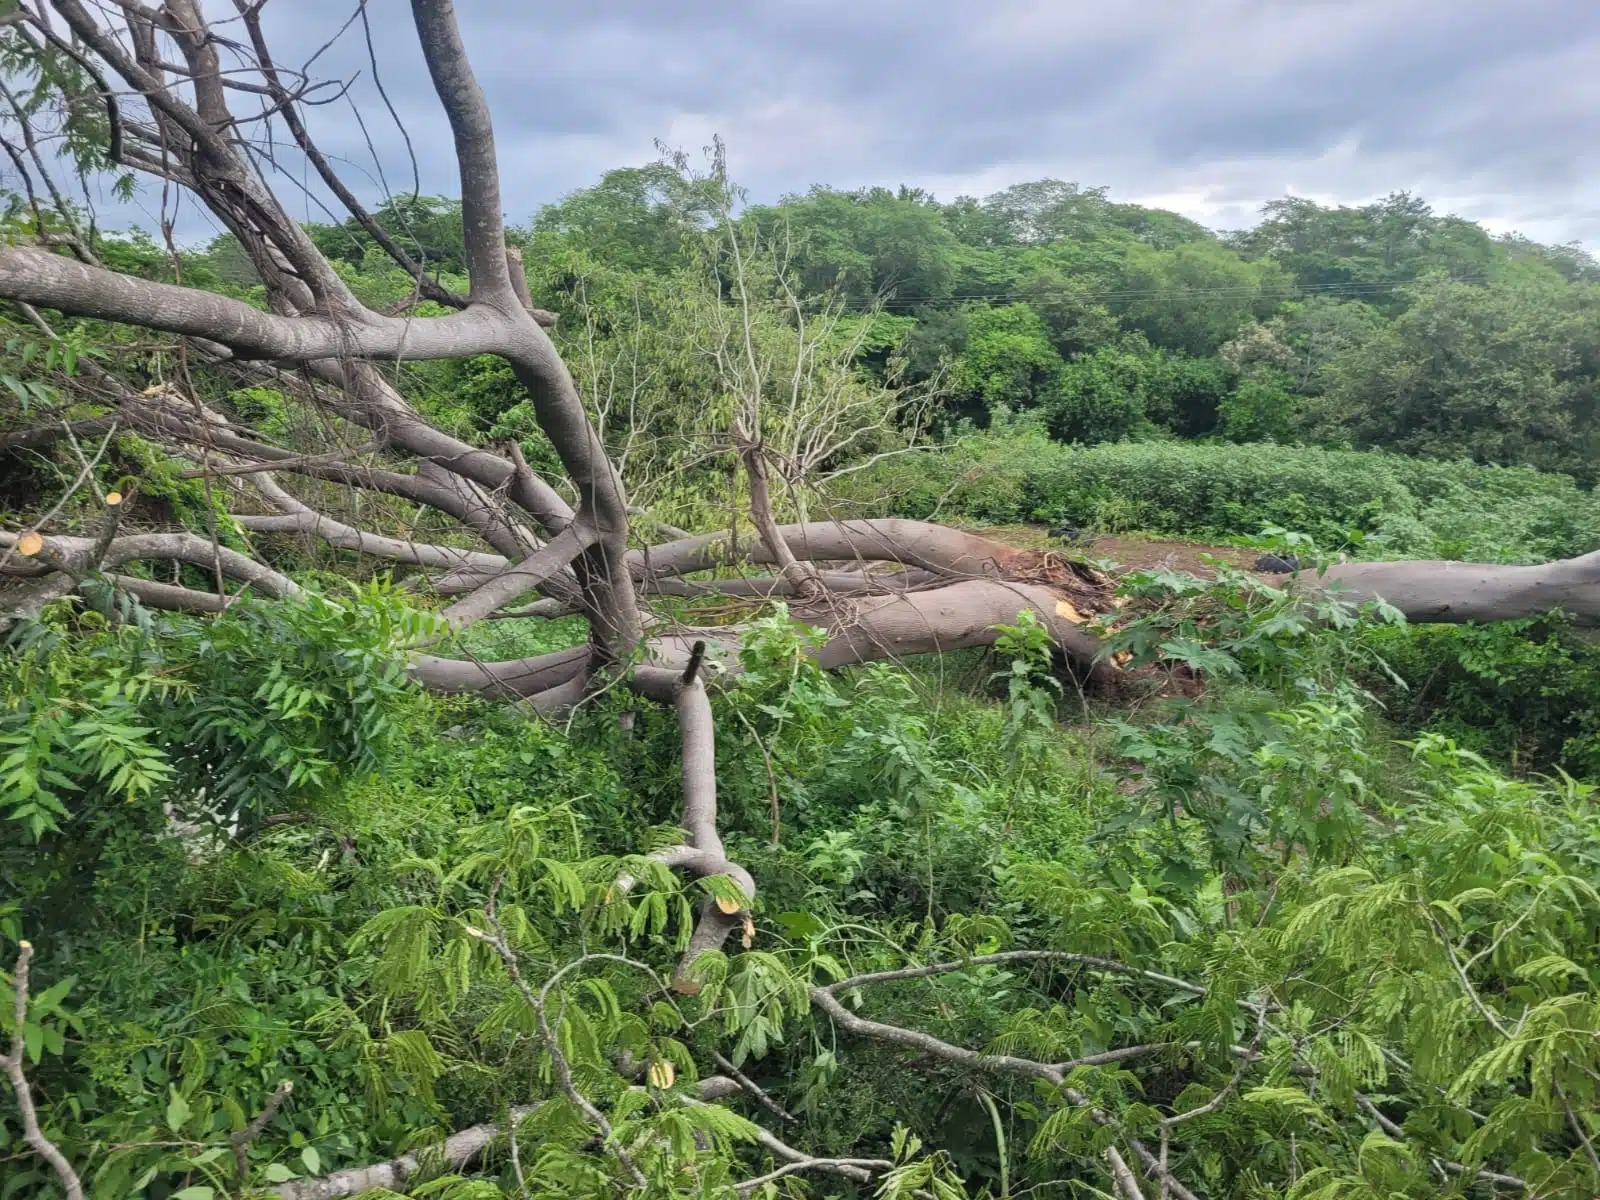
(741, 916, 755, 949)
(648, 1060, 675, 1089)
(1054, 599, 1082, 622)
(17, 531, 43, 557)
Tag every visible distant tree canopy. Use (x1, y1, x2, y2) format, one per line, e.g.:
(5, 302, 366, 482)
(154, 171, 1600, 486)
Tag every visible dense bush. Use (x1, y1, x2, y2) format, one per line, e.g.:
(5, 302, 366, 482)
(843, 428, 1600, 560)
(1360, 617, 1600, 778)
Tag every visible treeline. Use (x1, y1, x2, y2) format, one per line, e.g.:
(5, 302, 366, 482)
(26, 163, 1600, 500)
(229, 167, 1600, 485)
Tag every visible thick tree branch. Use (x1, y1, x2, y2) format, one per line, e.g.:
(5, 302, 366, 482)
(730, 419, 822, 602)
(632, 519, 1033, 582)
(439, 523, 596, 627)
(2, 530, 300, 599)
(408, 644, 591, 699)
(643, 569, 937, 600)
(0, 245, 515, 362)
(611, 657, 756, 993)
(408, 0, 513, 301)
(809, 580, 1110, 684)
(415, 573, 1116, 703)
(1285, 552, 1600, 626)
(102, 573, 234, 613)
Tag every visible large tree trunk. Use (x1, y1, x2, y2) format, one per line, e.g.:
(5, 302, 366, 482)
(1282, 552, 1600, 625)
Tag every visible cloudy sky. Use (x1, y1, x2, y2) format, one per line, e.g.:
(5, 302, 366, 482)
(110, 0, 1600, 246)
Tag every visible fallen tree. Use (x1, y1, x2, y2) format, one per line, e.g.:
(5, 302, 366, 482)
(1, 2, 1597, 1196)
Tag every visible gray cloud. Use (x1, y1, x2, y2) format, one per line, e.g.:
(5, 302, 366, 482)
(80, 0, 1600, 245)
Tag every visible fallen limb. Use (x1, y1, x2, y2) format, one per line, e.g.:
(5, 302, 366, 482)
(621, 649, 757, 992)
(240, 474, 509, 573)
(412, 574, 1114, 702)
(1278, 550, 1600, 626)
(273, 1075, 741, 1199)
(439, 523, 595, 626)
(631, 519, 1034, 582)
(1, 529, 300, 600)
(730, 419, 824, 603)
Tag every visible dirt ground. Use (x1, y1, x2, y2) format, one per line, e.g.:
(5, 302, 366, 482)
(966, 524, 1256, 577)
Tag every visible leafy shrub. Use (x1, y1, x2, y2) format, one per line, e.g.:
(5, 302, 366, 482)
(2, 583, 435, 906)
(1360, 617, 1600, 777)
(841, 431, 1600, 559)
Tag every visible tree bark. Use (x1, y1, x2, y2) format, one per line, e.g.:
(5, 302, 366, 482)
(1283, 552, 1600, 626)
(730, 419, 823, 602)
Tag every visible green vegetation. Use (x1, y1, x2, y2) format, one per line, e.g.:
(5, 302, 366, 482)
(3, 12, 1600, 1200)
(842, 431, 1600, 562)
(8, 568, 1600, 1198)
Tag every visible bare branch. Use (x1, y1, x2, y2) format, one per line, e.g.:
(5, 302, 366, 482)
(1106, 1145, 1147, 1200)
(708, 1049, 795, 1125)
(735, 1154, 892, 1193)
(634, 519, 1033, 582)
(0, 245, 514, 361)
(809, 951, 1218, 1200)
(103, 573, 233, 612)
(730, 418, 822, 602)
(408, 0, 513, 300)
(238, 474, 509, 572)
(808, 984, 1063, 1085)
(2, 529, 300, 598)
(439, 523, 596, 627)
(233, 0, 470, 310)
(1, 942, 86, 1200)
(409, 644, 592, 699)
(233, 1079, 293, 1182)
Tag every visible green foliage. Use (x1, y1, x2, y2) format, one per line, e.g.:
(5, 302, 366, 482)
(1230, 192, 1498, 297)
(948, 302, 1064, 418)
(2, 582, 433, 869)
(846, 430, 1600, 560)
(1307, 273, 1600, 483)
(1112, 239, 1292, 356)
(9, 153, 1600, 1200)
(307, 195, 468, 275)
(747, 185, 963, 307)
(1046, 343, 1154, 443)
(1361, 616, 1600, 777)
